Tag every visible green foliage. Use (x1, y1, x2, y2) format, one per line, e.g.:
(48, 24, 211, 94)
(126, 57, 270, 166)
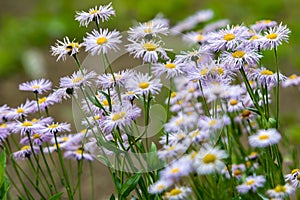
(0, 150, 9, 200)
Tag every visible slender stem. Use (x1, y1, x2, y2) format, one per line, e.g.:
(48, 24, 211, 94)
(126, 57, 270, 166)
(198, 80, 210, 116)
(35, 92, 42, 118)
(89, 161, 95, 200)
(274, 47, 280, 129)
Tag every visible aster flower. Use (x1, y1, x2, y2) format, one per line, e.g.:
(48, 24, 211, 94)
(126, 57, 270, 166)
(174, 47, 212, 65)
(248, 67, 286, 88)
(83, 29, 122, 55)
(13, 120, 44, 136)
(163, 186, 192, 200)
(100, 103, 141, 133)
(33, 94, 59, 112)
(43, 122, 71, 134)
(207, 25, 250, 51)
(152, 60, 185, 79)
(125, 72, 162, 96)
(97, 69, 132, 89)
(188, 129, 210, 143)
(266, 184, 295, 199)
(164, 113, 197, 133)
(75, 3, 115, 27)
(222, 163, 246, 179)
(159, 130, 190, 146)
(60, 69, 96, 89)
(198, 116, 224, 131)
(227, 98, 244, 112)
(19, 79, 52, 94)
(157, 143, 188, 159)
(202, 19, 230, 33)
(183, 31, 209, 45)
(285, 169, 300, 188)
(282, 74, 300, 87)
(126, 39, 169, 63)
(20, 132, 53, 146)
(128, 19, 169, 40)
(251, 19, 277, 32)
(194, 144, 228, 174)
(261, 23, 290, 50)
(236, 175, 266, 194)
(148, 179, 172, 194)
(64, 147, 93, 161)
(249, 128, 281, 148)
(0, 122, 11, 143)
(160, 158, 193, 181)
(6, 100, 36, 120)
(13, 145, 40, 160)
(50, 37, 80, 61)
(220, 47, 262, 70)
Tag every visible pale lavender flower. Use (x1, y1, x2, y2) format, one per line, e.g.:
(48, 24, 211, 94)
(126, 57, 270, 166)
(152, 60, 184, 79)
(64, 147, 93, 161)
(282, 74, 300, 87)
(249, 128, 281, 148)
(157, 143, 188, 160)
(160, 158, 193, 181)
(60, 69, 96, 89)
(75, 3, 115, 27)
(43, 122, 71, 134)
(20, 132, 53, 146)
(83, 29, 122, 55)
(97, 70, 132, 89)
(148, 179, 172, 194)
(248, 67, 286, 88)
(13, 145, 40, 160)
(251, 19, 277, 32)
(19, 79, 52, 94)
(266, 184, 295, 199)
(163, 186, 192, 200)
(50, 37, 80, 61)
(6, 100, 35, 120)
(236, 175, 266, 194)
(261, 23, 290, 50)
(13, 120, 44, 136)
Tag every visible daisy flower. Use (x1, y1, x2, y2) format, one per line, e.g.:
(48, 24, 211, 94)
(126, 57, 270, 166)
(97, 69, 132, 89)
(33, 94, 59, 112)
(100, 104, 141, 133)
(174, 46, 212, 65)
(227, 98, 244, 112)
(126, 39, 169, 63)
(198, 116, 224, 131)
(50, 37, 80, 61)
(207, 25, 250, 51)
(0, 122, 12, 142)
(188, 129, 210, 143)
(261, 23, 291, 50)
(75, 3, 115, 27)
(202, 19, 230, 33)
(249, 128, 281, 148)
(194, 144, 228, 174)
(157, 143, 188, 159)
(125, 72, 162, 95)
(183, 31, 208, 45)
(20, 132, 53, 146)
(60, 69, 97, 89)
(152, 60, 184, 78)
(160, 158, 193, 181)
(64, 147, 93, 161)
(128, 20, 169, 40)
(285, 169, 300, 188)
(251, 19, 277, 32)
(6, 100, 35, 120)
(13, 145, 40, 160)
(148, 179, 172, 194)
(236, 175, 266, 194)
(248, 67, 286, 88)
(164, 113, 197, 133)
(282, 74, 300, 87)
(13, 120, 44, 136)
(43, 122, 71, 134)
(83, 29, 122, 55)
(19, 79, 52, 94)
(220, 47, 262, 69)
(266, 184, 295, 199)
(163, 186, 192, 200)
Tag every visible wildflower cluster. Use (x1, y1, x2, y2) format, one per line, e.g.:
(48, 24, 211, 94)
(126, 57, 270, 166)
(1, 3, 300, 200)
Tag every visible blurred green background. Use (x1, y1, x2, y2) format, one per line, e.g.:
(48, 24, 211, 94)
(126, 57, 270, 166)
(1, 0, 300, 198)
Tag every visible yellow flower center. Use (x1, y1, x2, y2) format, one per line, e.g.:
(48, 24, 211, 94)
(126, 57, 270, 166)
(33, 133, 41, 139)
(223, 33, 235, 41)
(21, 146, 30, 151)
(32, 85, 40, 89)
(143, 43, 157, 51)
(260, 69, 274, 75)
(139, 82, 149, 89)
(96, 37, 108, 45)
(289, 74, 298, 80)
(22, 121, 33, 127)
(16, 108, 25, 114)
(232, 51, 245, 58)
(76, 149, 83, 155)
(62, 137, 69, 142)
(230, 99, 238, 106)
(250, 35, 261, 41)
(144, 28, 152, 34)
(48, 124, 59, 129)
(95, 115, 101, 120)
(0, 123, 7, 128)
(258, 134, 269, 140)
(196, 34, 204, 42)
(246, 179, 255, 186)
(203, 153, 217, 164)
(72, 77, 83, 83)
(209, 119, 217, 126)
(168, 188, 182, 196)
(89, 10, 98, 14)
(165, 63, 176, 69)
(102, 99, 110, 106)
(31, 118, 39, 122)
(126, 91, 135, 95)
(212, 66, 224, 75)
(234, 169, 243, 176)
(167, 145, 175, 151)
(38, 97, 47, 104)
(66, 42, 79, 51)
(156, 184, 165, 190)
(291, 168, 300, 175)
(175, 118, 184, 125)
(171, 92, 177, 98)
(112, 111, 126, 121)
(190, 151, 198, 159)
(274, 185, 286, 193)
(200, 68, 208, 76)
(171, 167, 179, 174)
(266, 33, 278, 40)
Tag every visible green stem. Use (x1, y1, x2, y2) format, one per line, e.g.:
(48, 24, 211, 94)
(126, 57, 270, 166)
(274, 48, 280, 129)
(89, 161, 95, 200)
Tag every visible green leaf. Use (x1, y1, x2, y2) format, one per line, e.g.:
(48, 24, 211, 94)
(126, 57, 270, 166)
(0, 149, 6, 188)
(48, 192, 64, 200)
(120, 173, 142, 198)
(109, 193, 115, 200)
(258, 193, 269, 200)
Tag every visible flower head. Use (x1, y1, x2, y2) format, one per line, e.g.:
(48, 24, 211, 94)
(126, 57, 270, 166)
(236, 175, 266, 194)
(249, 128, 281, 148)
(19, 79, 52, 94)
(261, 23, 290, 50)
(51, 37, 80, 61)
